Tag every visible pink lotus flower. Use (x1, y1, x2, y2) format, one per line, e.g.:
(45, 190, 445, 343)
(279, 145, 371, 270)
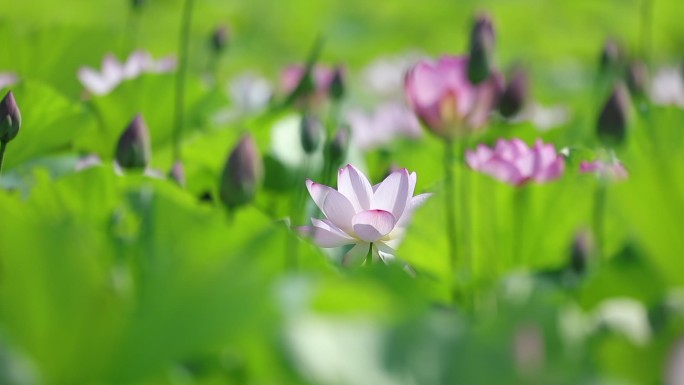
(404, 55, 503, 138)
(579, 159, 628, 181)
(300, 164, 430, 265)
(78, 51, 176, 96)
(345, 102, 422, 150)
(280, 64, 338, 103)
(466, 138, 565, 186)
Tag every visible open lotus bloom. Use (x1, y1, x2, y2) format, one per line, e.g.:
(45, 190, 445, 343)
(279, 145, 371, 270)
(345, 102, 422, 151)
(78, 51, 177, 96)
(280, 64, 336, 102)
(466, 138, 565, 186)
(579, 158, 628, 181)
(404, 55, 503, 138)
(300, 164, 431, 266)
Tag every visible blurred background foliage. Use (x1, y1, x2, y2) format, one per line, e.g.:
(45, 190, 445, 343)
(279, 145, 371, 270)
(1, 0, 684, 384)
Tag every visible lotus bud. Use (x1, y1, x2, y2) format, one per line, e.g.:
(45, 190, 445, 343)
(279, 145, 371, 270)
(597, 83, 631, 147)
(211, 25, 229, 54)
(498, 66, 529, 118)
(326, 125, 350, 166)
(0, 91, 21, 144)
(219, 135, 264, 209)
(599, 39, 623, 75)
(329, 66, 345, 101)
(169, 160, 186, 187)
(300, 113, 323, 154)
(625, 60, 649, 99)
(131, 0, 145, 9)
(569, 230, 594, 275)
(115, 114, 151, 170)
(467, 13, 496, 84)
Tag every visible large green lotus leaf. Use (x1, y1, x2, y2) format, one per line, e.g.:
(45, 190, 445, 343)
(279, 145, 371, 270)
(0, 81, 97, 171)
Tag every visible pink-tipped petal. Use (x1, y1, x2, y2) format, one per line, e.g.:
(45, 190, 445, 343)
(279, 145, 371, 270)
(322, 189, 357, 233)
(352, 210, 397, 242)
(342, 242, 371, 266)
(579, 161, 599, 174)
(299, 224, 353, 248)
(481, 157, 525, 185)
(306, 179, 333, 212)
(534, 156, 565, 182)
(372, 168, 410, 219)
(337, 165, 373, 212)
(397, 193, 432, 227)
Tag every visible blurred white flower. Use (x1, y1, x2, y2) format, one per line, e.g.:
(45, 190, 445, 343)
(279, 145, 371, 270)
(77, 51, 176, 96)
(593, 298, 651, 346)
(362, 51, 424, 96)
(650, 67, 684, 107)
(228, 72, 273, 114)
(345, 102, 422, 151)
(0, 72, 18, 90)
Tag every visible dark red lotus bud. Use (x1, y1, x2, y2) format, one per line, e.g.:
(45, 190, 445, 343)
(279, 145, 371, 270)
(625, 60, 649, 99)
(329, 66, 345, 101)
(219, 135, 264, 209)
(597, 83, 631, 147)
(498, 66, 529, 118)
(169, 160, 186, 187)
(115, 114, 151, 170)
(599, 39, 624, 75)
(467, 13, 496, 85)
(211, 25, 229, 53)
(300, 113, 323, 154)
(327, 125, 350, 166)
(0, 91, 21, 144)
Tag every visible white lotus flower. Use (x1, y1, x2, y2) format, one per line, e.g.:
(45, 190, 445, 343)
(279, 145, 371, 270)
(77, 51, 176, 96)
(300, 164, 430, 265)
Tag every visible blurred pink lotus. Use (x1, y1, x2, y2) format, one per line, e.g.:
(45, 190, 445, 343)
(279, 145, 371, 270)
(280, 64, 339, 105)
(345, 102, 422, 151)
(404, 55, 503, 138)
(78, 51, 176, 96)
(579, 159, 628, 181)
(300, 164, 430, 265)
(466, 138, 565, 186)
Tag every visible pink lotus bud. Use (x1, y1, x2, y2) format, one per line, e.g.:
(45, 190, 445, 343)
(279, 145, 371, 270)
(211, 25, 230, 53)
(625, 60, 649, 99)
(219, 135, 264, 209)
(280, 65, 334, 106)
(466, 138, 565, 186)
(597, 83, 631, 147)
(169, 160, 186, 187)
(115, 114, 151, 170)
(570, 230, 594, 275)
(467, 13, 496, 84)
(0, 91, 21, 144)
(329, 65, 345, 101)
(326, 125, 350, 166)
(300, 113, 323, 154)
(599, 39, 624, 75)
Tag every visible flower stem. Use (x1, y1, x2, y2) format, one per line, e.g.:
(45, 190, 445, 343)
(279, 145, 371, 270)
(459, 137, 471, 275)
(365, 244, 374, 266)
(640, 0, 653, 67)
(443, 138, 458, 285)
(172, 0, 195, 162)
(0, 141, 7, 175)
(593, 181, 607, 262)
(513, 187, 528, 266)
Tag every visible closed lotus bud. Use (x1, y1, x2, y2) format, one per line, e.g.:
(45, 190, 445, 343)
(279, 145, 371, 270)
(169, 160, 186, 187)
(329, 66, 345, 101)
(599, 39, 623, 75)
(625, 60, 649, 98)
(327, 125, 350, 166)
(211, 25, 229, 53)
(219, 135, 264, 209)
(597, 83, 631, 146)
(498, 66, 529, 118)
(0, 91, 21, 144)
(467, 13, 496, 84)
(570, 230, 594, 275)
(300, 113, 323, 154)
(115, 114, 151, 170)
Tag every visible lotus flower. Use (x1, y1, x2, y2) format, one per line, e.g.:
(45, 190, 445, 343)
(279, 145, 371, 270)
(466, 138, 565, 186)
(301, 164, 430, 265)
(404, 55, 503, 138)
(78, 51, 176, 96)
(280, 64, 337, 104)
(579, 159, 628, 181)
(345, 102, 422, 150)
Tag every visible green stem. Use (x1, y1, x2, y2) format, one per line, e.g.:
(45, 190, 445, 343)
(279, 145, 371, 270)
(365, 244, 373, 266)
(640, 0, 653, 67)
(459, 137, 471, 276)
(593, 182, 607, 262)
(443, 138, 458, 283)
(0, 141, 7, 175)
(172, 0, 195, 162)
(513, 187, 528, 266)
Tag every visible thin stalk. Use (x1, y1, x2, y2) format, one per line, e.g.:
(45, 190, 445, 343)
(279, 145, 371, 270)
(512, 187, 528, 266)
(0, 141, 7, 175)
(459, 137, 471, 276)
(640, 0, 653, 67)
(443, 138, 458, 283)
(172, 0, 196, 162)
(365, 244, 373, 266)
(593, 182, 607, 262)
